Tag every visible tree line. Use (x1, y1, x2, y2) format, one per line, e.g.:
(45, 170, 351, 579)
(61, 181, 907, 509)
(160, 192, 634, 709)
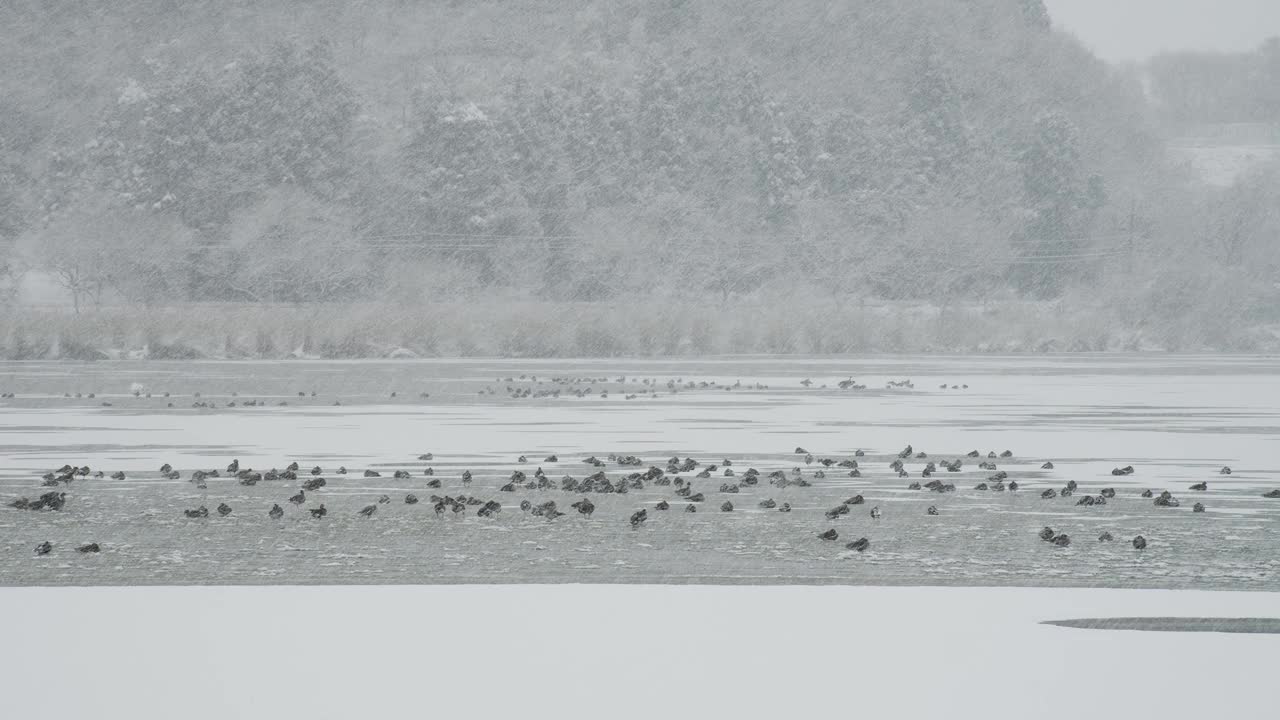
(0, 0, 1275, 327)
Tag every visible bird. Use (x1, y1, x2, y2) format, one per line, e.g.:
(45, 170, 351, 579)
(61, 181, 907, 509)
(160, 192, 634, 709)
(76, 542, 101, 553)
(358, 504, 377, 517)
(1133, 535, 1147, 550)
(310, 504, 327, 519)
(268, 504, 284, 519)
(34, 541, 53, 556)
(629, 509, 647, 527)
(216, 502, 232, 516)
(289, 491, 305, 505)
(845, 537, 870, 552)
(818, 529, 838, 541)
(870, 506, 882, 519)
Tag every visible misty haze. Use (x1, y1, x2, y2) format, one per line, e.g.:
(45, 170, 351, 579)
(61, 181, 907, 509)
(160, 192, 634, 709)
(1, 3, 1277, 720)
(1, 1, 1277, 355)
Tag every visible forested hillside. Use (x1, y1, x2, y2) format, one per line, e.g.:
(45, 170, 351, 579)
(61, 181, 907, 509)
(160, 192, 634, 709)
(1, 0, 1276, 355)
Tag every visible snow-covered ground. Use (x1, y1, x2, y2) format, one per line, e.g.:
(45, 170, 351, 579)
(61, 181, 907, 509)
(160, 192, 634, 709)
(0, 584, 1276, 720)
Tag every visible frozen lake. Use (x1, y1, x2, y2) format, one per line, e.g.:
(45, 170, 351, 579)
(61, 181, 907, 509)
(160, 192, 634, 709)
(2, 355, 1278, 589)
(1, 584, 1277, 720)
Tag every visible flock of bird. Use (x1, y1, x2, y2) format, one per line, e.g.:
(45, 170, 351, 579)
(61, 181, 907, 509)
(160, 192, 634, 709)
(11, 438, 1272, 559)
(2, 374, 935, 409)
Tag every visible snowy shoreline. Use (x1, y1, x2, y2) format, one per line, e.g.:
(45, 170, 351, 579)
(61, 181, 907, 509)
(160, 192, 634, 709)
(4, 300, 1277, 360)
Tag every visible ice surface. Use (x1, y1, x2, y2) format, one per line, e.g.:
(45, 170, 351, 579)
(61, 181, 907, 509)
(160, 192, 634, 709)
(0, 584, 1276, 720)
(1, 355, 1277, 588)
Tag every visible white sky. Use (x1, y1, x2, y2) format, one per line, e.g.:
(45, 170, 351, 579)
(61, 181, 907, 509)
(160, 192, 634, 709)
(1044, 0, 1280, 63)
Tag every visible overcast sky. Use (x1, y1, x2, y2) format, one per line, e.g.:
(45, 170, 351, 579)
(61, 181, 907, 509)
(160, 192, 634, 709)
(1044, 0, 1280, 63)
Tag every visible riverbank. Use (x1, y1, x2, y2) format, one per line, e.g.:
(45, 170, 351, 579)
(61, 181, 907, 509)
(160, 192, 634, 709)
(3, 298, 1277, 360)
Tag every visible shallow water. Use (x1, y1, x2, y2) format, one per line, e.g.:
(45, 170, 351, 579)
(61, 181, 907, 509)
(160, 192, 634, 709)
(1, 355, 1277, 588)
